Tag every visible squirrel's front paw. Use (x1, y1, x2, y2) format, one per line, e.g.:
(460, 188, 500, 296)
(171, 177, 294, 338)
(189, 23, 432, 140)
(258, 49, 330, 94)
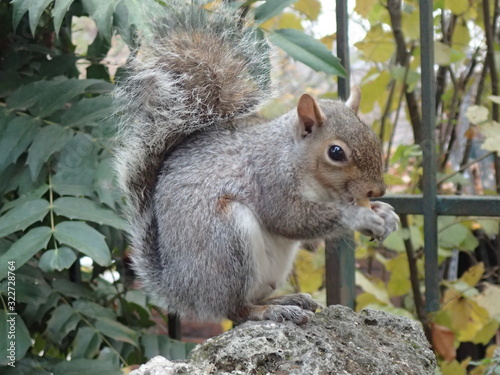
(344, 205, 386, 240)
(358, 211, 387, 240)
(370, 201, 400, 240)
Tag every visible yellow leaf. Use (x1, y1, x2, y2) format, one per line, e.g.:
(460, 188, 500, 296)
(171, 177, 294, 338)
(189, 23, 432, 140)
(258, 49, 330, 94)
(459, 262, 484, 287)
(452, 21, 471, 52)
(354, 24, 395, 63)
(292, 249, 324, 294)
(355, 271, 390, 304)
(259, 17, 279, 31)
(488, 95, 500, 104)
(440, 360, 467, 375)
(354, 0, 378, 17)
(359, 70, 391, 113)
(466, 105, 489, 124)
(480, 121, 500, 153)
(444, 0, 469, 15)
(463, 5, 478, 20)
(475, 283, 500, 317)
(277, 12, 303, 30)
(356, 292, 383, 311)
(220, 319, 233, 332)
(456, 301, 489, 341)
(442, 289, 469, 330)
(294, 0, 321, 20)
(471, 319, 499, 345)
(402, 8, 420, 40)
(435, 41, 452, 66)
(319, 33, 336, 50)
(384, 173, 405, 186)
(385, 254, 412, 297)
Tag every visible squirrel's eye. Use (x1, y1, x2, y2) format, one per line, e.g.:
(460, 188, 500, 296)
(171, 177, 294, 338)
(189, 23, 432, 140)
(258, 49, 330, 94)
(328, 145, 346, 162)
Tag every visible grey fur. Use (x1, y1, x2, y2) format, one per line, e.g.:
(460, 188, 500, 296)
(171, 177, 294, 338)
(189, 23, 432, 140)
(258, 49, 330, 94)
(115, 1, 399, 324)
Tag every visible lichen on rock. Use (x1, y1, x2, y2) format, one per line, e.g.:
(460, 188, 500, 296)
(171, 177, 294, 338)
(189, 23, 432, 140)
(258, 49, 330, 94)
(131, 305, 436, 375)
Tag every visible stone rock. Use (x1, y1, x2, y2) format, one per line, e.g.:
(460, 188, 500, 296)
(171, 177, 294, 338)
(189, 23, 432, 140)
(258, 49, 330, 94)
(131, 305, 436, 375)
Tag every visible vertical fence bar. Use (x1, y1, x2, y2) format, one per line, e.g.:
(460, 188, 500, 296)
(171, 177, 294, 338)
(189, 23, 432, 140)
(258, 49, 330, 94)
(336, 0, 350, 100)
(419, 0, 439, 312)
(325, 0, 355, 308)
(168, 313, 181, 340)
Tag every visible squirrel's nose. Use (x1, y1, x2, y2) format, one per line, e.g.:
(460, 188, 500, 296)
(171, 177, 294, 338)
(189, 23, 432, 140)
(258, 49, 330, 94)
(367, 185, 385, 198)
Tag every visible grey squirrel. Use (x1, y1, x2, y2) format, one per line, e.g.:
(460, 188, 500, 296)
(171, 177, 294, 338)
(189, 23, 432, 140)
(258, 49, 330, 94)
(114, 1, 399, 325)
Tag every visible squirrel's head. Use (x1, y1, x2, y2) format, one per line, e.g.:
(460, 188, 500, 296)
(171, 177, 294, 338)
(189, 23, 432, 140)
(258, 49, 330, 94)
(295, 88, 385, 204)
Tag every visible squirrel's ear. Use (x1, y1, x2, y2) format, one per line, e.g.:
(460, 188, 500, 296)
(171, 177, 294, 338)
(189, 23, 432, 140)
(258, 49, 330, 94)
(345, 86, 361, 114)
(297, 93, 326, 137)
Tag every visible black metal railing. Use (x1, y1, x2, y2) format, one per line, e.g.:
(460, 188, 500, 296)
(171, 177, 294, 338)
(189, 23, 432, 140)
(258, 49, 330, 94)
(326, 0, 500, 314)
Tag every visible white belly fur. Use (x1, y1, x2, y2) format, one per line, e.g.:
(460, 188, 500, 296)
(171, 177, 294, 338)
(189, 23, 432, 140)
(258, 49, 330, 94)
(233, 203, 300, 302)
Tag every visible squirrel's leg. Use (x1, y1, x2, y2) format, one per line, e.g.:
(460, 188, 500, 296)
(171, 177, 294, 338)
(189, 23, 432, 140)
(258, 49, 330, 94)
(254, 293, 322, 312)
(228, 304, 313, 325)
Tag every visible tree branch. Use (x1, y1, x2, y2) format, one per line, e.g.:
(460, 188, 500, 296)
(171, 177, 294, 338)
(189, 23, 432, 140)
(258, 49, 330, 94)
(386, 0, 423, 143)
(400, 215, 432, 344)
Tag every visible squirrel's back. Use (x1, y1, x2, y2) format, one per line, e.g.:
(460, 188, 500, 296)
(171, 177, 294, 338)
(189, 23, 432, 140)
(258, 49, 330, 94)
(114, 1, 272, 213)
(114, 2, 273, 316)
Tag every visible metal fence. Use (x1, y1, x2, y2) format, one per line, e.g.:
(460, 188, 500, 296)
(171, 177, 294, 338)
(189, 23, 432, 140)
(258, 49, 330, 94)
(326, 0, 500, 314)
(168, 0, 500, 340)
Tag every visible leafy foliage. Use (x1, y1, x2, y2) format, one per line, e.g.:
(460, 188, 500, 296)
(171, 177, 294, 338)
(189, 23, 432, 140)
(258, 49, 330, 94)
(0, 0, 348, 373)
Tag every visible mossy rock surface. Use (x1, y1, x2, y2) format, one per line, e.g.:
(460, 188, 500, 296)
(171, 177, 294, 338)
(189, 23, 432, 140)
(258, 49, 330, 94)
(132, 305, 436, 375)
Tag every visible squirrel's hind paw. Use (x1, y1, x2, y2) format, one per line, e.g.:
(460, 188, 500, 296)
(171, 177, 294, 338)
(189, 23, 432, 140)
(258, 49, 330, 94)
(257, 293, 323, 312)
(263, 305, 314, 325)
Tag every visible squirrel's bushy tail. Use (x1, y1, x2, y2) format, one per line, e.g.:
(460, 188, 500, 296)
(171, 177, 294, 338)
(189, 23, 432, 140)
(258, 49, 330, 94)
(115, 1, 271, 213)
(114, 1, 271, 303)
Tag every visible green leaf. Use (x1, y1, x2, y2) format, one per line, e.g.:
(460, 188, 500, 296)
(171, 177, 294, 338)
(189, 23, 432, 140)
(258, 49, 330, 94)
(11, 0, 31, 30)
(54, 221, 111, 266)
(269, 29, 347, 77)
(94, 318, 139, 347)
(389, 66, 420, 92)
(53, 197, 127, 230)
(51, 133, 97, 197)
(0, 199, 50, 237)
(141, 333, 196, 361)
(7, 79, 102, 117)
(73, 300, 116, 320)
(82, 0, 121, 41)
(95, 158, 118, 208)
(52, 0, 75, 34)
(439, 223, 468, 248)
(52, 278, 93, 299)
(383, 226, 423, 252)
(34, 79, 101, 118)
(0, 116, 40, 171)
(0, 184, 49, 214)
(6, 81, 46, 111)
(0, 227, 52, 280)
(71, 327, 102, 359)
(254, 0, 298, 23)
(53, 358, 122, 375)
(38, 247, 77, 272)
(61, 96, 114, 127)
(27, 124, 74, 180)
(10, 0, 54, 36)
(0, 311, 32, 365)
(0, 265, 52, 306)
(29, 0, 54, 36)
(46, 304, 80, 342)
